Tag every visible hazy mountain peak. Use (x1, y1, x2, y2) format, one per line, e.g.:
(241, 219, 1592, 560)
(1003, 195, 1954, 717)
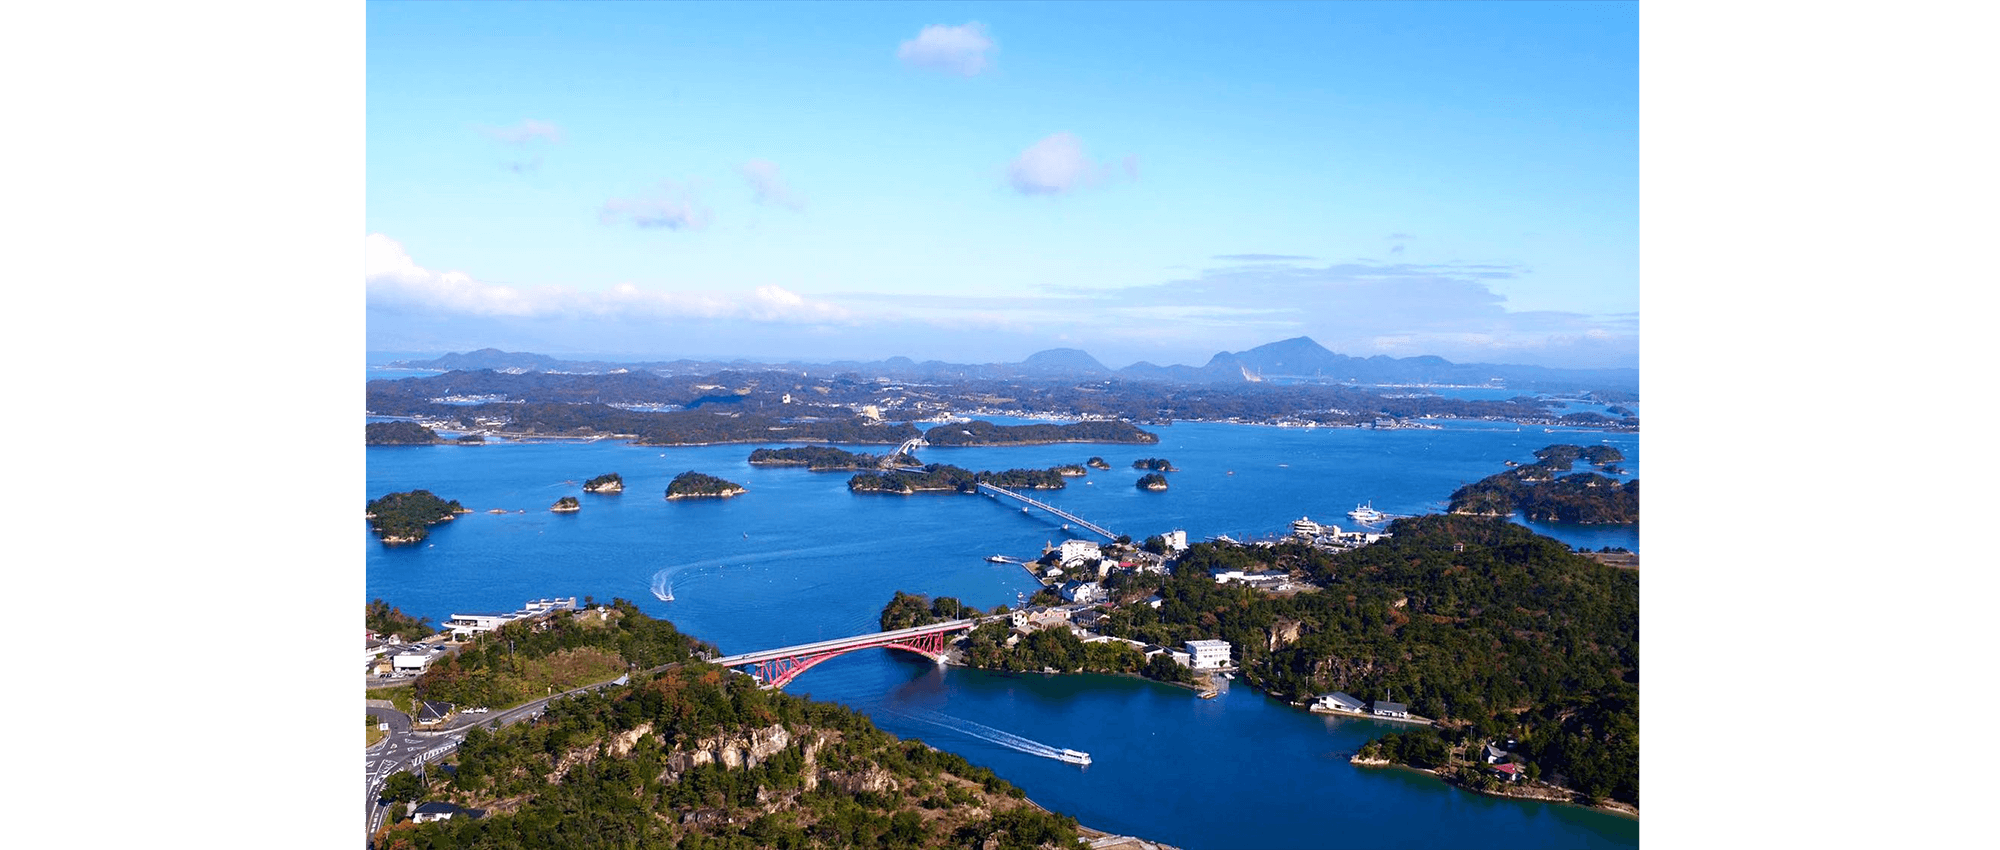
(1020, 348, 1110, 373)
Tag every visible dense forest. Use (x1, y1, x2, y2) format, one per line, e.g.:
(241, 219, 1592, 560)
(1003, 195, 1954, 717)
(1448, 445, 1639, 524)
(747, 446, 915, 470)
(1131, 458, 1177, 471)
(366, 598, 436, 641)
(847, 464, 1068, 495)
(583, 472, 623, 492)
(378, 605, 1085, 850)
(666, 472, 746, 499)
(1085, 457, 1110, 469)
(367, 421, 441, 445)
(1090, 517, 1638, 805)
(412, 600, 711, 710)
(921, 420, 1158, 446)
(1135, 473, 1169, 491)
(366, 490, 468, 544)
(551, 496, 580, 512)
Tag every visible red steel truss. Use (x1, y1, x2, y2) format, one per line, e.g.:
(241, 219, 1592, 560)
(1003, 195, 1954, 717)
(748, 627, 959, 689)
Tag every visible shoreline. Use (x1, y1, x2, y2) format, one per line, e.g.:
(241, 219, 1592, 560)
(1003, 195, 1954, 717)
(1348, 756, 1638, 819)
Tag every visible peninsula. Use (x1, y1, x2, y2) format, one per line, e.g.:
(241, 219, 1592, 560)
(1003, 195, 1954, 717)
(1448, 445, 1639, 524)
(747, 445, 915, 470)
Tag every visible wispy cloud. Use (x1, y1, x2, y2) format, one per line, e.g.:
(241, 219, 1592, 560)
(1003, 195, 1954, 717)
(479, 119, 564, 144)
(740, 159, 803, 211)
(599, 181, 714, 230)
(1006, 132, 1131, 196)
(1213, 253, 1316, 262)
(898, 22, 995, 76)
(366, 234, 849, 323)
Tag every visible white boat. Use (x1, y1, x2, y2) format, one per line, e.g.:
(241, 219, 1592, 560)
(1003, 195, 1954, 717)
(986, 555, 1012, 563)
(662, 582, 674, 602)
(1348, 503, 1389, 524)
(1057, 748, 1092, 765)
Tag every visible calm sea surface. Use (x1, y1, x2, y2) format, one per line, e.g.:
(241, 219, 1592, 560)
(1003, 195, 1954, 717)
(366, 418, 1638, 849)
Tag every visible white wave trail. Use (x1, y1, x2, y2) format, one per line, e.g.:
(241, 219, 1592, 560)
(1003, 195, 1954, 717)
(884, 709, 1075, 762)
(648, 570, 675, 602)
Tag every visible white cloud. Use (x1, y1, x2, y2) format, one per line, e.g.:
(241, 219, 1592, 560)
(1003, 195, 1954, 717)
(599, 182, 713, 230)
(365, 234, 850, 324)
(1007, 132, 1127, 195)
(480, 119, 563, 144)
(740, 159, 803, 210)
(898, 22, 995, 76)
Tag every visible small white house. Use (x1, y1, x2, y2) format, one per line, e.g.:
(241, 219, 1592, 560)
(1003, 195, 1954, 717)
(411, 802, 462, 823)
(1161, 530, 1189, 552)
(1314, 691, 1368, 713)
(391, 646, 444, 675)
(1059, 581, 1105, 604)
(1185, 639, 1233, 670)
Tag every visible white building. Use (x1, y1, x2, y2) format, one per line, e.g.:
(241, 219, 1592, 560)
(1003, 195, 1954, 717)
(1161, 530, 1189, 552)
(1060, 581, 1105, 604)
(445, 597, 578, 638)
(391, 646, 445, 675)
(1057, 539, 1102, 566)
(1185, 639, 1233, 670)
(1314, 691, 1367, 713)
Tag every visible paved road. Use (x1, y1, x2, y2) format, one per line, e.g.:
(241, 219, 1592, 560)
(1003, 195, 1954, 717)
(362, 663, 686, 844)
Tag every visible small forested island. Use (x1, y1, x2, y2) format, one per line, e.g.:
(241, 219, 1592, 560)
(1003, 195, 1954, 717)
(1052, 463, 1087, 477)
(370, 601, 1115, 850)
(1448, 444, 1638, 524)
(365, 489, 469, 544)
(1132, 458, 1178, 471)
(1086, 457, 1111, 470)
(366, 421, 442, 445)
(582, 472, 623, 493)
(1136, 472, 1169, 491)
(922, 419, 1158, 446)
(665, 471, 746, 499)
(550, 496, 580, 513)
(747, 446, 915, 470)
(847, 464, 1069, 495)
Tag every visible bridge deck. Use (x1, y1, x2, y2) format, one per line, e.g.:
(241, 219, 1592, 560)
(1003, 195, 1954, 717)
(976, 482, 1118, 540)
(710, 618, 981, 668)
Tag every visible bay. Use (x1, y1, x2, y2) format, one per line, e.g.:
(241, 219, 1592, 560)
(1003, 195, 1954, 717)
(366, 419, 1638, 849)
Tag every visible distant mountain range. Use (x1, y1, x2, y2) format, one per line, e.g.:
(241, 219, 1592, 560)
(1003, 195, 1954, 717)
(383, 337, 1637, 393)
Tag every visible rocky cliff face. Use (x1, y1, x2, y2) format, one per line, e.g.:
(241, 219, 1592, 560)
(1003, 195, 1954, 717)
(661, 723, 796, 779)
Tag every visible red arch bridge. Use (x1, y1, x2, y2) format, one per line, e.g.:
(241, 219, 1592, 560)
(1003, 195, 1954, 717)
(708, 618, 985, 689)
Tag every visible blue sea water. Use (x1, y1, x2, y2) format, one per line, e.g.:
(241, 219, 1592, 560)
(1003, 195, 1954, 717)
(366, 420, 1638, 850)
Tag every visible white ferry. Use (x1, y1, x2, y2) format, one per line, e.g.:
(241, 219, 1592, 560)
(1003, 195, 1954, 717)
(1348, 503, 1390, 524)
(1057, 749, 1092, 765)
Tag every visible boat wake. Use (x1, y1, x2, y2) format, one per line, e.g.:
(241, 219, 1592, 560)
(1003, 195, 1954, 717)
(648, 570, 676, 602)
(883, 708, 1090, 765)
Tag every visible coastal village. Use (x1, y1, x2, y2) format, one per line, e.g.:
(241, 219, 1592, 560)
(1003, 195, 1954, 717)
(369, 498, 1609, 829)
(370, 508, 1420, 720)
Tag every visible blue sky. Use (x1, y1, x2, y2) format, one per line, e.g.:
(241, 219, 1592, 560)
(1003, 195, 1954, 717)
(367, 1, 1636, 368)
